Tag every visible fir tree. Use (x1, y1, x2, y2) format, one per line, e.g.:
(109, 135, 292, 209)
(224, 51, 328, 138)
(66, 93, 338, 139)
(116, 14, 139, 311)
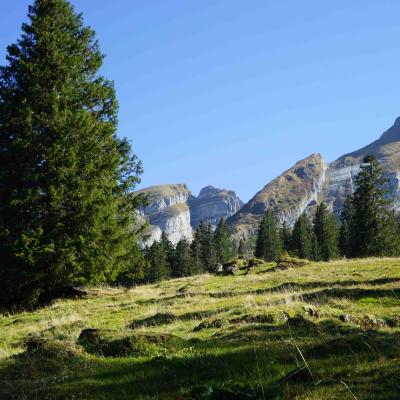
(190, 229, 205, 274)
(146, 241, 171, 283)
(314, 203, 339, 261)
(214, 218, 234, 264)
(255, 210, 283, 261)
(291, 214, 313, 259)
(238, 239, 247, 258)
(280, 221, 292, 253)
(201, 223, 217, 269)
(172, 239, 193, 277)
(346, 155, 400, 257)
(0, 0, 143, 307)
(339, 196, 354, 257)
(160, 232, 175, 267)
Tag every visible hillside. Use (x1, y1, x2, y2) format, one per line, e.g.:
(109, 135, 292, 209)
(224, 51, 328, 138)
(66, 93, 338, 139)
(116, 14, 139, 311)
(1, 258, 399, 399)
(229, 117, 400, 237)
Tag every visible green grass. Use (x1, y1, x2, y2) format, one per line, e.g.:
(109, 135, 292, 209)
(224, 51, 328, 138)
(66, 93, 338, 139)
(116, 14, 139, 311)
(0, 258, 399, 399)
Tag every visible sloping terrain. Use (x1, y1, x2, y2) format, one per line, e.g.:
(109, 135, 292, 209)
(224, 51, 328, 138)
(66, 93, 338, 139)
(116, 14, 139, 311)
(229, 117, 400, 237)
(228, 153, 327, 237)
(0, 258, 399, 399)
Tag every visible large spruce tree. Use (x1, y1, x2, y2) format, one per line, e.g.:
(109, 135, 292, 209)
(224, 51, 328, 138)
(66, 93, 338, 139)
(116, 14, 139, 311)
(343, 155, 400, 257)
(314, 203, 339, 261)
(0, 0, 143, 307)
(255, 210, 283, 261)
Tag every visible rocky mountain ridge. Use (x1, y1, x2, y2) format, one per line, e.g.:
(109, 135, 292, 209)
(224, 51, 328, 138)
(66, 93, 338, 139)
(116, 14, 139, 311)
(135, 184, 243, 246)
(136, 116, 400, 243)
(229, 116, 400, 237)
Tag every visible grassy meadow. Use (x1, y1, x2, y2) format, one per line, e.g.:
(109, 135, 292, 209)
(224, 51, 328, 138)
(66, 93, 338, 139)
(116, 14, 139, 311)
(0, 258, 399, 399)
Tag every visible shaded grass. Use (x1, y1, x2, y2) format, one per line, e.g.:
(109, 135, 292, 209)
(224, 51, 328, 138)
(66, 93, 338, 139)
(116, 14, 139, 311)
(0, 257, 399, 399)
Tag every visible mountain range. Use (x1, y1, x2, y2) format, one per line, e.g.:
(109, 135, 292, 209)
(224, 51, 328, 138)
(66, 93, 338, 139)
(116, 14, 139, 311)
(135, 117, 400, 245)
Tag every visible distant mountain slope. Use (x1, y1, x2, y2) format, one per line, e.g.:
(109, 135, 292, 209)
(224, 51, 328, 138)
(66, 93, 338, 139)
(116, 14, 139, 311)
(325, 117, 400, 213)
(136, 116, 400, 243)
(228, 154, 327, 237)
(229, 116, 400, 238)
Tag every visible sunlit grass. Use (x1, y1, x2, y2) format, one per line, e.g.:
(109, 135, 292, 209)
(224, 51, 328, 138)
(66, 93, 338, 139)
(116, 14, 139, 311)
(0, 257, 399, 399)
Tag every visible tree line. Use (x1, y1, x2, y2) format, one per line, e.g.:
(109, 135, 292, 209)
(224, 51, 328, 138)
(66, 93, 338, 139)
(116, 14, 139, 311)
(143, 218, 236, 283)
(255, 155, 400, 262)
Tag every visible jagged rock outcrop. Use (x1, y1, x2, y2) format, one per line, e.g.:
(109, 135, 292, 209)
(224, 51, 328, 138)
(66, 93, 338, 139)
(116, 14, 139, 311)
(228, 154, 327, 238)
(188, 185, 243, 228)
(136, 117, 400, 243)
(135, 184, 242, 246)
(135, 184, 193, 246)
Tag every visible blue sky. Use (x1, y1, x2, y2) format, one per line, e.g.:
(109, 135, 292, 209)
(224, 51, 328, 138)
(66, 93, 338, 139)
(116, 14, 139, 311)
(2, 1, 400, 202)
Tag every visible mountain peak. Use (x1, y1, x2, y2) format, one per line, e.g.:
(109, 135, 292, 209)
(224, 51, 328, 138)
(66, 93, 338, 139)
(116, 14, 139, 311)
(197, 185, 222, 199)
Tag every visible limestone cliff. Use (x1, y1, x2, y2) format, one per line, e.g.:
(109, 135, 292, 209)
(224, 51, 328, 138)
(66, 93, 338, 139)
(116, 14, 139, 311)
(189, 186, 243, 228)
(135, 183, 242, 246)
(135, 184, 193, 246)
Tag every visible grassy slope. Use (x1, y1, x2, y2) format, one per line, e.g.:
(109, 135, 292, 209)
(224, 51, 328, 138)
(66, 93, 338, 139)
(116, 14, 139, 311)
(0, 258, 399, 399)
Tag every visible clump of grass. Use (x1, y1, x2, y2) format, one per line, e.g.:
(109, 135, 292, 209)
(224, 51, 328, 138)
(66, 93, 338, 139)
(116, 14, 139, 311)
(77, 328, 187, 358)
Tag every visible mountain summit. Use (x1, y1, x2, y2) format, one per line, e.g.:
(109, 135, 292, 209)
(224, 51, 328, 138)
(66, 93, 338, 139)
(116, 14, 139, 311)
(136, 116, 400, 242)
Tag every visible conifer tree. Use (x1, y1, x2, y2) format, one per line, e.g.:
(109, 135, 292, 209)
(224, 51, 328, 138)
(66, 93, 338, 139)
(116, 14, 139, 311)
(200, 223, 217, 269)
(238, 239, 247, 258)
(314, 203, 339, 261)
(161, 232, 175, 268)
(214, 218, 234, 264)
(146, 241, 171, 283)
(172, 239, 193, 277)
(345, 155, 400, 257)
(190, 229, 205, 274)
(0, 0, 143, 307)
(291, 214, 313, 259)
(339, 196, 353, 257)
(280, 221, 292, 253)
(255, 210, 283, 261)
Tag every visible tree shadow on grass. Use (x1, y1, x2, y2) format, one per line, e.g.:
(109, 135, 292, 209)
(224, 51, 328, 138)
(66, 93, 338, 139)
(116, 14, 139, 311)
(1, 320, 399, 399)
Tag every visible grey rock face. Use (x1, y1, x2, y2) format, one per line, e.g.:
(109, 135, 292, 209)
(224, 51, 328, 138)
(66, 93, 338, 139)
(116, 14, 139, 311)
(229, 116, 400, 239)
(135, 184, 193, 246)
(135, 184, 243, 246)
(325, 117, 400, 215)
(189, 185, 244, 228)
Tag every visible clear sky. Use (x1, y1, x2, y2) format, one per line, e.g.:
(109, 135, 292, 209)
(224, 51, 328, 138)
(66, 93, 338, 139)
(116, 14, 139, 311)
(2, 1, 400, 202)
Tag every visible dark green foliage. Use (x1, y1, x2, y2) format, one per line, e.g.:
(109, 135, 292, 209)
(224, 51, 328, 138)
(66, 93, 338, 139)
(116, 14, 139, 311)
(340, 156, 400, 258)
(313, 203, 339, 261)
(145, 241, 171, 283)
(202, 223, 217, 269)
(291, 214, 313, 259)
(0, 0, 143, 308)
(172, 239, 192, 277)
(237, 239, 246, 257)
(255, 210, 283, 261)
(280, 221, 292, 252)
(190, 229, 206, 275)
(339, 197, 353, 257)
(160, 232, 175, 267)
(214, 218, 235, 264)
